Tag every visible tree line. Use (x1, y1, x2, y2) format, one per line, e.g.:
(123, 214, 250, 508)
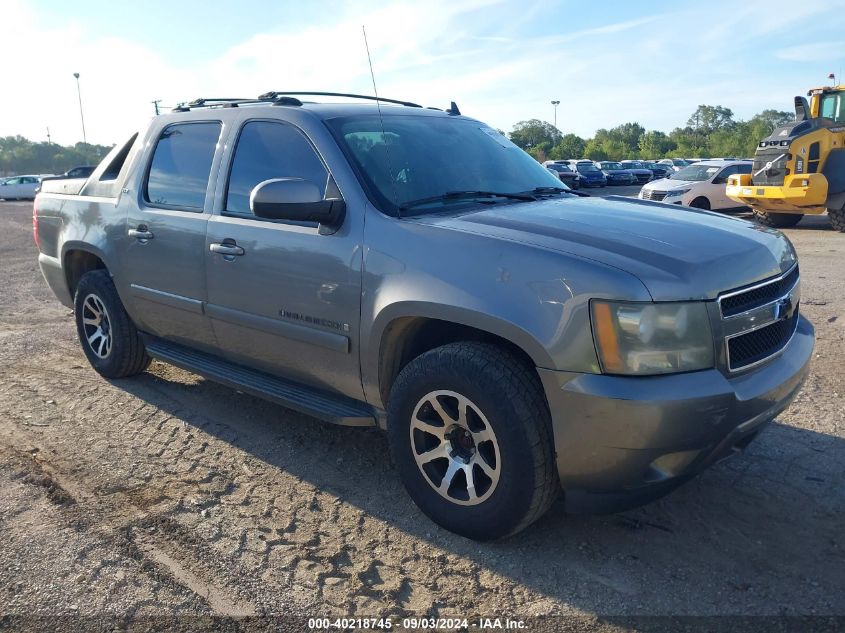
(0, 136, 112, 177)
(509, 105, 793, 162)
(1, 102, 792, 175)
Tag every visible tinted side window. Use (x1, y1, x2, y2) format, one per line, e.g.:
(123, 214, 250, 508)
(737, 163, 752, 174)
(145, 122, 221, 210)
(226, 121, 329, 215)
(716, 165, 739, 180)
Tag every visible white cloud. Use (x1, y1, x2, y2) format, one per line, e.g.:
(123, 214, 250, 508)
(1, 0, 843, 147)
(777, 41, 845, 62)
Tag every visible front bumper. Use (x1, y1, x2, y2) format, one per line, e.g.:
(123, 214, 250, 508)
(538, 314, 814, 513)
(726, 173, 829, 214)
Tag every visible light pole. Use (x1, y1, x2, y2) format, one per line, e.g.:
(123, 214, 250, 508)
(551, 100, 560, 131)
(73, 72, 87, 144)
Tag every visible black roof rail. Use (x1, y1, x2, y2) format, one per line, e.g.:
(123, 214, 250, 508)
(258, 91, 422, 108)
(172, 92, 431, 112)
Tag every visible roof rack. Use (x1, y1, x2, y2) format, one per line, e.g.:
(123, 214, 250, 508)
(258, 92, 422, 108)
(172, 92, 437, 112)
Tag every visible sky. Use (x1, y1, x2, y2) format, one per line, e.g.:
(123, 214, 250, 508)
(3, 0, 845, 147)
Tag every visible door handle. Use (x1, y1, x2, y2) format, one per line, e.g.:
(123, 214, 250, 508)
(128, 226, 154, 241)
(209, 242, 245, 257)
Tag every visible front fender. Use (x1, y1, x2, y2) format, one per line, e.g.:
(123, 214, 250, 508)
(359, 212, 651, 408)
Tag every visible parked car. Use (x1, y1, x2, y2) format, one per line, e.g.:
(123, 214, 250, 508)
(642, 161, 673, 180)
(658, 158, 690, 172)
(40, 165, 96, 185)
(565, 159, 607, 187)
(595, 161, 636, 185)
(0, 175, 42, 200)
(618, 160, 654, 184)
(639, 159, 753, 210)
(34, 93, 813, 540)
(543, 160, 581, 189)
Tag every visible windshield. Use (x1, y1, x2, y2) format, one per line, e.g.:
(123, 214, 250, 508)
(327, 115, 563, 214)
(819, 91, 844, 123)
(670, 164, 720, 181)
(546, 163, 569, 172)
(576, 163, 600, 173)
(600, 162, 624, 170)
(624, 161, 644, 169)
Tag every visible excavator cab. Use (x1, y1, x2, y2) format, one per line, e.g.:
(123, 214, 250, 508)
(726, 85, 845, 231)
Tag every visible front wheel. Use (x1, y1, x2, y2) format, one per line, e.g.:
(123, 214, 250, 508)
(689, 197, 710, 210)
(387, 342, 559, 540)
(828, 206, 845, 232)
(752, 210, 803, 228)
(74, 270, 150, 378)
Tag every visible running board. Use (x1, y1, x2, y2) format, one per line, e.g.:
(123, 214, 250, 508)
(143, 338, 376, 427)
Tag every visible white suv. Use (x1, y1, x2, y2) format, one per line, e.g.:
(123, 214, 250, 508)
(639, 160, 752, 210)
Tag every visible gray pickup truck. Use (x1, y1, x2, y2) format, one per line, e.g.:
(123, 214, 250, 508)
(34, 93, 814, 540)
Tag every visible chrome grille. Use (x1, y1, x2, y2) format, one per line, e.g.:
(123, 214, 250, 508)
(641, 190, 667, 201)
(720, 266, 799, 317)
(719, 265, 800, 372)
(727, 312, 799, 370)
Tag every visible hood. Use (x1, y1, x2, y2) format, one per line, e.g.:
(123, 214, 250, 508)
(645, 177, 693, 191)
(409, 196, 796, 301)
(579, 171, 605, 179)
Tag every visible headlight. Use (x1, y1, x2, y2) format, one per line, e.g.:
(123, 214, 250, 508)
(591, 300, 714, 375)
(665, 188, 691, 197)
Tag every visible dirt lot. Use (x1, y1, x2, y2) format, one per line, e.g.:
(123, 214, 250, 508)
(0, 199, 843, 628)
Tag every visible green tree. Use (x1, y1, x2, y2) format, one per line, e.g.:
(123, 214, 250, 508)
(583, 138, 608, 161)
(638, 130, 675, 158)
(509, 119, 562, 150)
(750, 109, 793, 133)
(549, 133, 586, 160)
(0, 136, 111, 176)
(687, 105, 735, 133)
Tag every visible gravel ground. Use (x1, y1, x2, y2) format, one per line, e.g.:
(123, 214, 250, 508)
(0, 199, 842, 629)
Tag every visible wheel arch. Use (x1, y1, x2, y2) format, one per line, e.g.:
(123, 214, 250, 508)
(62, 242, 110, 300)
(369, 303, 553, 410)
(689, 196, 710, 209)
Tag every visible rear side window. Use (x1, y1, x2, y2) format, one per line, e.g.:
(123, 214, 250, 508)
(225, 120, 329, 215)
(145, 122, 221, 210)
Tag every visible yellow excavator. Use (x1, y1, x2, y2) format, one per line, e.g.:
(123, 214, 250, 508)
(726, 83, 845, 231)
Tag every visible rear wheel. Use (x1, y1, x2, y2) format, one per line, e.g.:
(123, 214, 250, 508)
(828, 206, 845, 232)
(74, 270, 150, 378)
(689, 197, 710, 210)
(387, 342, 559, 540)
(752, 210, 803, 228)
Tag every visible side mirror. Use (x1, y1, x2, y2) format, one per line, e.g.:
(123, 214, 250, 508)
(249, 178, 345, 227)
(713, 176, 728, 184)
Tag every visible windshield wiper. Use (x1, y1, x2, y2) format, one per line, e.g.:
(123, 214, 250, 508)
(399, 190, 536, 212)
(525, 186, 590, 198)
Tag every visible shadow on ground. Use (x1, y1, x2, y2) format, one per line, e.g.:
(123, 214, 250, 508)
(113, 368, 844, 616)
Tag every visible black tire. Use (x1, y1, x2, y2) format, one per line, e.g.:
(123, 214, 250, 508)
(752, 210, 803, 228)
(74, 270, 150, 378)
(387, 342, 559, 540)
(689, 197, 710, 210)
(828, 206, 845, 232)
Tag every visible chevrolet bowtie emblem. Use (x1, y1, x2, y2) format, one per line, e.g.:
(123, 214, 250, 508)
(774, 297, 792, 321)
